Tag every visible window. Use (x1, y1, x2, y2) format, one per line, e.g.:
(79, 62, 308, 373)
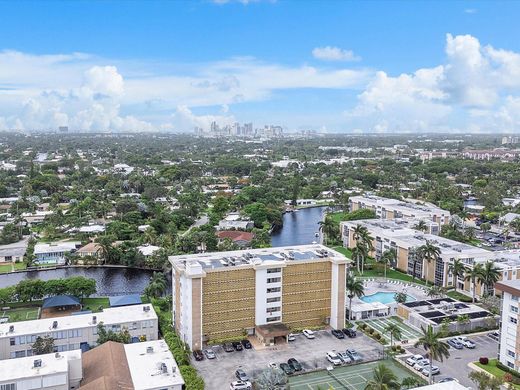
(129, 322, 138, 330)
(267, 277, 281, 283)
(508, 361, 515, 369)
(68, 329, 82, 338)
(267, 268, 281, 274)
(15, 336, 25, 345)
(10, 350, 26, 358)
(0, 384, 16, 390)
(511, 306, 518, 314)
(266, 317, 280, 323)
(513, 295, 519, 302)
(266, 307, 280, 313)
(266, 297, 281, 303)
(9, 338, 15, 346)
(267, 287, 281, 293)
(510, 316, 517, 324)
(508, 350, 516, 358)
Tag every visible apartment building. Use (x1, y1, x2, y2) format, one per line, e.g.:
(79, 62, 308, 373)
(0, 350, 82, 390)
(496, 279, 520, 371)
(169, 244, 350, 351)
(349, 195, 451, 225)
(0, 304, 158, 360)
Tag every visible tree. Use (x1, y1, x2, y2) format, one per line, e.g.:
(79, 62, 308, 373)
(15, 279, 46, 302)
(96, 322, 132, 345)
(144, 272, 167, 299)
(318, 216, 338, 245)
(383, 323, 402, 347)
(480, 222, 491, 234)
(379, 248, 396, 279)
(254, 367, 287, 390)
(65, 277, 97, 298)
(479, 261, 501, 297)
(414, 325, 450, 385)
(0, 286, 15, 305)
(346, 277, 365, 321)
(394, 292, 407, 304)
(510, 218, 520, 233)
(413, 220, 428, 233)
(364, 363, 400, 390)
(456, 314, 470, 332)
(427, 285, 444, 299)
(468, 370, 503, 390)
(409, 247, 421, 281)
(465, 263, 484, 303)
(401, 377, 421, 389)
(418, 240, 441, 286)
(448, 259, 466, 292)
(32, 336, 55, 355)
(352, 224, 374, 274)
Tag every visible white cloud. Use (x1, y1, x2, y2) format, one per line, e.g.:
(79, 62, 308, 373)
(312, 46, 361, 62)
(171, 105, 235, 131)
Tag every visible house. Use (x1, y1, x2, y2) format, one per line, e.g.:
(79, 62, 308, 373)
(34, 241, 81, 264)
(137, 244, 161, 257)
(76, 242, 102, 258)
(0, 238, 29, 263)
(113, 163, 134, 175)
(217, 230, 255, 248)
(501, 213, 520, 225)
(21, 211, 54, 226)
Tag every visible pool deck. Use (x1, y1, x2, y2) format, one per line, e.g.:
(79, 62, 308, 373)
(353, 279, 430, 307)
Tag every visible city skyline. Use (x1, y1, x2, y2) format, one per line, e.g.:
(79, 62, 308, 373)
(1, 1, 520, 134)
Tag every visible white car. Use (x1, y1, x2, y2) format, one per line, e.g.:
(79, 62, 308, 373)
(288, 333, 296, 341)
(454, 336, 476, 349)
(326, 351, 342, 366)
(406, 354, 424, 366)
(267, 362, 278, 369)
(230, 381, 252, 390)
(413, 359, 430, 371)
(422, 366, 440, 376)
(303, 329, 316, 339)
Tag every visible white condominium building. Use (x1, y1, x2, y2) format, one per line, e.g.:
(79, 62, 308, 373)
(0, 304, 158, 360)
(496, 279, 520, 371)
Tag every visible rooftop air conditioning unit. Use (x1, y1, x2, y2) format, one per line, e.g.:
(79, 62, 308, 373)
(52, 321, 58, 329)
(161, 362, 168, 374)
(143, 306, 150, 312)
(146, 346, 154, 354)
(9, 325, 14, 333)
(92, 316, 97, 324)
(33, 359, 42, 368)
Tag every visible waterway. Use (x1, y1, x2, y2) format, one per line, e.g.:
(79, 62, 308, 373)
(271, 206, 327, 247)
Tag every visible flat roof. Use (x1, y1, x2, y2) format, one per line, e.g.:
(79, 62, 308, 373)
(0, 304, 157, 338)
(125, 340, 185, 389)
(169, 244, 349, 272)
(496, 279, 520, 295)
(350, 195, 450, 215)
(34, 241, 81, 254)
(0, 349, 81, 381)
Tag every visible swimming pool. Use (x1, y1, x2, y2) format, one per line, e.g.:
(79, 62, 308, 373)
(361, 291, 416, 304)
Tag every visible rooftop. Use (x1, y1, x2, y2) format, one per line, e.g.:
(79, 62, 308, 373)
(169, 244, 349, 273)
(34, 241, 81, 254)
(0, 304, 157, 337)
(125, 340, 185, 389)
(350, 195, 450, 216)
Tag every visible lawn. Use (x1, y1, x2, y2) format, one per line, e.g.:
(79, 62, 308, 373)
(331, 245, 352, 258)
(328, 211, 347, 224)
(81, 297, 111, 312)
(0, 262, 27, 273)
(446, 290, 473, 302)
(0, 306, 40, 322)
(475, 359, 520, 389)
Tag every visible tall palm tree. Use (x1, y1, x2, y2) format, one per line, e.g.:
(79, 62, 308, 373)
(479, 261, 501, 297)
(409, 247, 421, 281)
(318, 216, 338, 245)
(383, 323, 402, 347)
(456, 314, 470, 333)
(418, 240, 441, 286)
(364, 363, 400, 390)
(448, 259, 465, 292)
(346, 277, 365, 321)
(464, 263, 484, 303)
(414, 325, 450, 385)
(352, 224, 374, 274)
(144, 272, 167, 299)
(480, 222, 491, 234)
(380, 248, 396, 279)
(413, 220, 428, 233)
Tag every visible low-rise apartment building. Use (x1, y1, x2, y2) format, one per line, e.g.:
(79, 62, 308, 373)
(169, 244, 350, 351)
(349, 195, 451, 225)
(495, 279, 520, 371)
(0, 304, 158, 360)
(34, 242, 81, 264)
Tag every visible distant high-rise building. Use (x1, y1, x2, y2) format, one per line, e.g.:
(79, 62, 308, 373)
(59, 126, 68, 132)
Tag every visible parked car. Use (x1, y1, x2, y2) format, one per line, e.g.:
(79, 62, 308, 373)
(454, 336, 475, 349)
(342, 328, 356, 338)
(235, 369, 250, 382)
(279, 362, 295, 375)
(192, 350, 204, 361)
(346, 349, 362, 362)
(422, 366, 440, 376)
(337, 351, 352, 364)
(326, 351, 342, 366)
(230, 381, 252, 390)
(288, 358, 302, 371)
(288, 333, 296, 341)
(439, 377, 458, 383)
(406, 354, 424, 366)
(204, 349, 216, 359)
(413, 359, 430, 371)
(488, 331, 500, 341)
(224, 343, 234, 352)
(331, 329, 345, 339)
(303, 329, 316, 339)
(447, 338, 464, 350)
(232, 341, 243, 351)
(241, 339, 252, 349)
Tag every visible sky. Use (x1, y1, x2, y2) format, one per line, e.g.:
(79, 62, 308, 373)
(0, 0, 520, 134)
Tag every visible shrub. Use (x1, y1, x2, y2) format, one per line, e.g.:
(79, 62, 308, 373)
(367, 328, 374, 334)
(479, 357, 489, 365)
(374, 333, 381, 340)
(504, 373, 513, 383)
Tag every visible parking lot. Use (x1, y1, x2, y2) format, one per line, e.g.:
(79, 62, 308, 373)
(402, 333, 499, 387)
(192, 330, 384, 390)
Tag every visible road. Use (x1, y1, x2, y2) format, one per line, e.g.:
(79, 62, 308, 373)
(181, 214, 209, 237)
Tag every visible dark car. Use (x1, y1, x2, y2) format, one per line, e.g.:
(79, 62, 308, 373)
(331, 329, 345, 339)
(279, 362, 295, 375)
(447, 338, 464, 350)
(224, 342, 234, 352)
(488, 331, 500, 341)
(288, 358, 302, 371)
(342, 328, 357, 338)
(193, 350, 204, 361)
(241, 339, 252, 349)
(232, 341, 243, 351)
(235, 369, 250, 382)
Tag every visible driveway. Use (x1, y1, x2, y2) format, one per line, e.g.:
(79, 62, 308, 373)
(402, 333, 499, 387)
(192, 330, 384, 390)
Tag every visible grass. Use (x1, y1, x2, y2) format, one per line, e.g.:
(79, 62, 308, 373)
(475, 359, 520, 389)
(446, 290, 473, 302)
(331, 245, 352, 258)
(0, 263, 27, 273)
(329, 211, 348, 224)
(81, 297, 111, 312)
(0, 306, 40, 322)
(289, 359, 423, 390)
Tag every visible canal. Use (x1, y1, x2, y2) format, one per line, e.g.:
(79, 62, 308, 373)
(271, 206, 327, 247)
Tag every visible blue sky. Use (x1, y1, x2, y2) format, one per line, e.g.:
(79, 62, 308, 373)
(0, 0, 519, 133)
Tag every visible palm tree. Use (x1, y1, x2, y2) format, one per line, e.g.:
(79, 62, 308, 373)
(414, 325, 450, 385)
(510, 218, 520, 233)
(380, 248, 396, 279)
(464, 226, 476, 241)
(346, 277, 365, 321)
(352, 224, 374, 274)
(456, 314, 470, 333)
(409, 247, 421, 281)
(144, 272, 167, 299)
(479, 261, 501, 297)
(427, 285, 444, 298)
(394, 292, 407, 304)
(448, 259, 465, 292)
(364, 363, 400, 390)
(383, 323, 402, 347)
(413, 220, 428, 233)
(480, 222, 491, 234)
(464, 263, 484, 303)
(468, 370, 503, 390)
(401, 377, 421, 389)
(255, 367, 287, 390)
(318, 216, 338, 245)
(418, 240, 441, 286)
